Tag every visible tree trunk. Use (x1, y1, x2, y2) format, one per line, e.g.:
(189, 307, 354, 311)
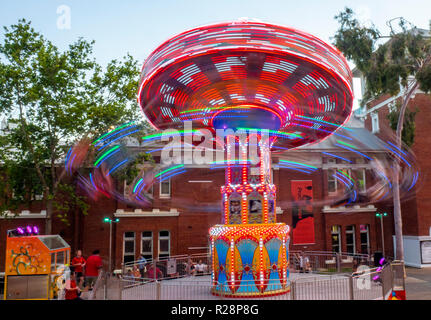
(392, 162, 404, 260)
(392, 81, 418, 261)
(45, 197, 53, 235)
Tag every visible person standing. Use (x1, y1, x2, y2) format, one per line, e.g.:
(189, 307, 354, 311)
(85, 249, 103, 290)
(195, 260, 207, 275)
(71, 250, 86, 288)
(137, 254, 147, 278)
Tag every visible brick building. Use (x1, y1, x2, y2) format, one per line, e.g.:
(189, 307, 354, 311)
(1, 114, 400, 272)
(355, 77, 431, 267)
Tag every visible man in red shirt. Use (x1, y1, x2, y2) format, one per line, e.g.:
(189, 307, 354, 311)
(85, 249, 103, 290)
(71, 250, 86, 288)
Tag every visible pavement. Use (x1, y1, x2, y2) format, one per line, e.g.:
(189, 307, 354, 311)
(405, 267, 431, 300)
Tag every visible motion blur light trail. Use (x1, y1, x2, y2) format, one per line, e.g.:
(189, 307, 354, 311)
(65, 116, 421, 211)
(63, 20, 421, 297)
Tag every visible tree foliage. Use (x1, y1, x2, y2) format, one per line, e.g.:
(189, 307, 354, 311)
(333, 8, 431, 260)
(387, 104, 418, 147)
(0, 19, 147, 230)
(334, 8, 431, 105)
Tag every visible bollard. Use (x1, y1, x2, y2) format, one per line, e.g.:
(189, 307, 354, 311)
(118, 276, 123, 300)
(187, 255, 192, 276)
(348, 275, 354, 300)
(156, 281, 161, 300)
(290, 281, 295, 300)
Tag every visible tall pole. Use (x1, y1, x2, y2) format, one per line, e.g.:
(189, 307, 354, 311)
(109, 221, 112, 274)
(380, 215, 385, 257)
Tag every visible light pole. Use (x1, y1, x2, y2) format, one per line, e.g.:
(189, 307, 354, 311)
(103, 217, 120, 274)
(376, 212, 388, 256)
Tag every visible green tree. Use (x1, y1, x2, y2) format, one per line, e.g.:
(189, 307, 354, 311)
(333, 8, 431, 261)
(0, 19, 146, 234)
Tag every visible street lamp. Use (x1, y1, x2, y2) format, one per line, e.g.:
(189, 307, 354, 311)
(376, 212, 388, 256)
(103, 217, 120, 274)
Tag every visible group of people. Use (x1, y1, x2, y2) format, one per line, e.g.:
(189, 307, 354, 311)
(191, 260, 208, 276)
(124, 254, 164, 280)
(294, 253, 312, 273)
(65, 249, 103, 300)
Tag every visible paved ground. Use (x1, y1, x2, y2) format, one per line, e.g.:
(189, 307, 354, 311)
(121, 272, 384, 300)
(405, 267, 431, 300)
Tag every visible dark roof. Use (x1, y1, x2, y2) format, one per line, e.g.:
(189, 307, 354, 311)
(299, 127, 386, 152)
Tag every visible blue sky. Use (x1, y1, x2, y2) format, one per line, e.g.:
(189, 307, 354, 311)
(1, 0, 430, 107)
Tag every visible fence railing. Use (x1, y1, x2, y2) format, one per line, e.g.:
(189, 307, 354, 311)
(289, 251, 374, 274)
(122, 253, 211, 281)
(120, 251, 373, 282)
(110, 262, 395, 300)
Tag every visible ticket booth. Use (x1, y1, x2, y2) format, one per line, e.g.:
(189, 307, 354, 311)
(4, 227, 70, 300)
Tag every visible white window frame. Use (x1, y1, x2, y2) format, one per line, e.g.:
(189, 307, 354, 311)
(123, 231, 136, 264)
(331, 225, 342, 253)
(328, 169, 338, 193)
(371, 113, 379, 133)
(345, 225, 356, 254)
(360, 224, 370, 255)
(141, 231, 153, 260)
(352, 168, 366, 192)
(159, 178, 171, 199)
(158, 230, 170, 258)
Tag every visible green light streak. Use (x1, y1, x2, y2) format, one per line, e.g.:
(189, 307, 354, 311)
(279, 160, 317, 169)
(155, 164, 184, 178)
(93, 121, 136, 145)
(94, 145, 120, 166)
(133, 178, 144, 193)
(336, 140, 356, 149)
(337, 169, 355, 182)
(142, 129, 198, 141)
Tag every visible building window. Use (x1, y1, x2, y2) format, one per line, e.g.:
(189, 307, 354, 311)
(352, 169, 366, 192)
(141, 231, 153, 260)
(328, 169, 337, 193)
(123, 231, 135, 264)
(346, 225, 356, 254)
(160, 178, 171, 198)
(371, 113, 379, 133)
(331, 225, 341, 253)
(158, 230, 170, 258)
(360, 224, 370, 255)
(356, 157, 365, 164)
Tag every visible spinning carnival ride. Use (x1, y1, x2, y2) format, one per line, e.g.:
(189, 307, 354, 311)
(138, 21, 354, 297)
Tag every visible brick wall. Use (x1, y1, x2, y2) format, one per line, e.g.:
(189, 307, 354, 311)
(364, 92, 431, 237)
(1, 151, 401, 271)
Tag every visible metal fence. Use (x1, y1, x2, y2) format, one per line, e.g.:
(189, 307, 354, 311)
(94, 263, 395, 300)
(89, 251, 403, 300)
(121, 251, 373, 281)
(289, 251, 373, 274)
(122, 253, 211, 280)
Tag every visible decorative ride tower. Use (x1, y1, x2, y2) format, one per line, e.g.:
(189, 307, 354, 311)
(138, 20, 353, 297)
